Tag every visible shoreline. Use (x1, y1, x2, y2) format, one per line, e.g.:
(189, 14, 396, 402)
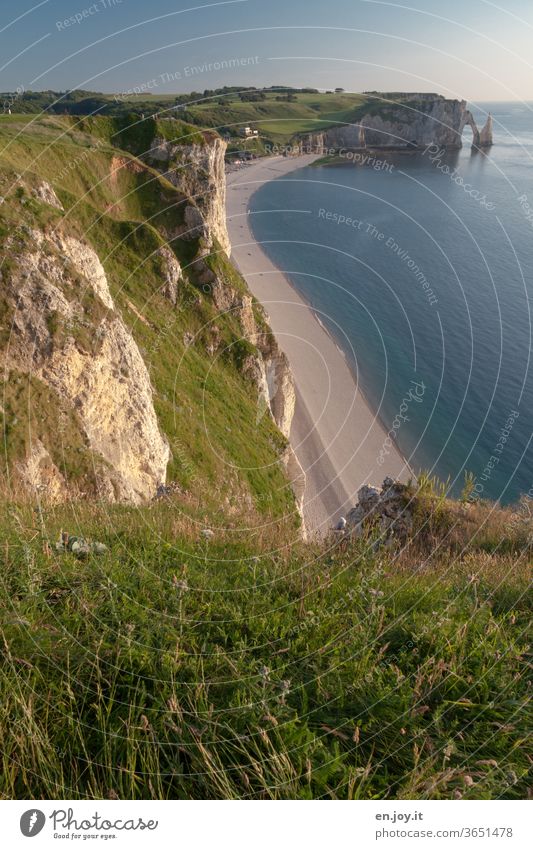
(226, 155, 411, 533)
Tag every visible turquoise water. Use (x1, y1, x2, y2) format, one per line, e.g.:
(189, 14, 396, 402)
(250, 103, 533, 503)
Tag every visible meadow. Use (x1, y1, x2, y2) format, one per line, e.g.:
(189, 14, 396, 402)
(0, 489, 530, 800)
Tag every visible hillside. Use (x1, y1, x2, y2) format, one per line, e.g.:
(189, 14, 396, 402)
(0, 487, 531, 799)
(0, 113, 300, 525)
(1, 89, 372, 147)
(1, 89, 483, 155)
(0, 111, 530, 802)
(179, 90, 370, 146)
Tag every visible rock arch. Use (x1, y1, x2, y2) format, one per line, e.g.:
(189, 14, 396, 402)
(462, 110, 493, 148)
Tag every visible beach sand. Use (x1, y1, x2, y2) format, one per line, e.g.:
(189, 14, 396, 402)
(226, 155, 411, 533)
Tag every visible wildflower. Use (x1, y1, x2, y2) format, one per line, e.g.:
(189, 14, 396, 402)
(258, 665, 270, 681)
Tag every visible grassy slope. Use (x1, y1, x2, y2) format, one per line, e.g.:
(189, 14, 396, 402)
(0, 113, 530, 803)
(0, 91, 441, 149)
(184, 92, 370, 144)
(0, 115, 294, 520)
(0, 494, 530, 800)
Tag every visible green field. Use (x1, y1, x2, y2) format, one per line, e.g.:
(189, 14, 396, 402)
(1, 89, 372, 146)
(1, 89, 445, 149)
(182, 91, 370, 144)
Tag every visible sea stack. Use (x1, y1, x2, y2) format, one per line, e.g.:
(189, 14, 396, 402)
(478, 113, 494, 147)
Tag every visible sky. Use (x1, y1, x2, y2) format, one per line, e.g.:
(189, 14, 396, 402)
(1, 0, 533, 104)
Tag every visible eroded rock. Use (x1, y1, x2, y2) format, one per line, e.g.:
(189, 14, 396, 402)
(6, 236, 170, 502)
(50, 232, 114, 310)
(32, 181, 63, 210)
(16, 439, 67, 501)
(145, 135, 231, 255)
(157, 245, 181, 304)
(306, 96, 488, 150)
(345, 477, 413, 545)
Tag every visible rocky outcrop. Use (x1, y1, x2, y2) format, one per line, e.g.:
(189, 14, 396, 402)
(157, 245, 181, 304)
(17, 439, 67, 501)
(461, 110, 494, 148)
(51, 231, 114, 309)
(478, 113, 494, 147)
(264, 354, 296, 442)
(236, 297, 294, 437)
(304, 96, 491, 151)
(344, 477, 413, 545)
(237, 295, 306, 523)
(5, 232, 170, 502)
(146, 133, 231, 256)
(237, 295, 257, 344)
(32, 180, 63, 210)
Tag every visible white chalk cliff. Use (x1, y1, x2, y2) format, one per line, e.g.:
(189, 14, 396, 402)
(4, 230, 169, 502)
(305, 96, 493, 150)
(146, 133, 231, 256)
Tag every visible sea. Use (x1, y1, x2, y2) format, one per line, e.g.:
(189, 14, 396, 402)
(249, 103, 533, 504)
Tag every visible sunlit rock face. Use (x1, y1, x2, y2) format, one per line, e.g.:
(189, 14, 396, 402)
(5, 233, 169, 502)
(305, 96, 492, 150)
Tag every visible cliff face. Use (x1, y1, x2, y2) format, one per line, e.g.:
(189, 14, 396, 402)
(145, 133, 231, 255)
(305, 97, 493, 150)
(0, 117, 299, 526)
(4, 226, 169, 502)
(236, 295, 306, 523)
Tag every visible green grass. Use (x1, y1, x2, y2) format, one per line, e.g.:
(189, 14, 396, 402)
(182, 92, 370, 144)
(0, 115, 296, 520)
(0, 497, 530, 799)
(2, 89, 450, 151)
(0, 108, 530, 803)
(2, 91, 447, 152)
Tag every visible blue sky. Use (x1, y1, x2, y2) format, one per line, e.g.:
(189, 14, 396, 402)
(1, 0, 533, 102)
